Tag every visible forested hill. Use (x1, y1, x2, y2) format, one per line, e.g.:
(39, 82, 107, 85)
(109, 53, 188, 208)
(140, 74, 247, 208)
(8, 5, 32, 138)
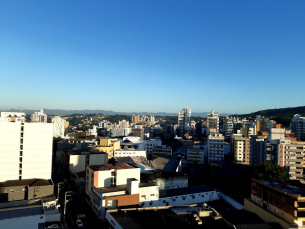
(239, 106, 305, 127)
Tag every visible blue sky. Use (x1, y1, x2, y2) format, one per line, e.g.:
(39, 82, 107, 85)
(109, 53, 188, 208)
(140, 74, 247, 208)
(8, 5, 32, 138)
(0, 1, 304, 114)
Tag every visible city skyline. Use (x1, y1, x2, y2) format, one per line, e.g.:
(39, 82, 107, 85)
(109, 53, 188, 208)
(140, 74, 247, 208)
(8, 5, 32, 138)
(1, 1, 305, 113)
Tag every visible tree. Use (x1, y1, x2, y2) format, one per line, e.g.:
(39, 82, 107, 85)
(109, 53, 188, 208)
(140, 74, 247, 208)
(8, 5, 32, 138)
(249, 162, 289, 183)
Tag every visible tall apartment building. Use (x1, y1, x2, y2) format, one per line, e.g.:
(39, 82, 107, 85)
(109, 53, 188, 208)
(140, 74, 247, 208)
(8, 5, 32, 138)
(132, 114, 140, 124)
(118, 120, 129, 129)
(141, 114, 155, 124)
(207, 110, 219, 133)
(231, 133, 250, 165)
(291, 114, 305, 141)
(52, 116, 65, 138)
(0, 112, 53, 182)
(178, 106, 191, 137)
(30, 109, 47, 123)
(224, 117, 233, 140)
(208, 132, 224, 163)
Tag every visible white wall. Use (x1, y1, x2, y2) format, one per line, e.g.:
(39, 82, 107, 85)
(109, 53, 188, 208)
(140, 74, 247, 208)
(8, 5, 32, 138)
(0, 122, 21, 181)
(23, 123, 53, 180)
(140, 190, 219, 208)
(114, 150, 146, 158)
(69, 155, 86, 174)
(116, 168, 140, 186)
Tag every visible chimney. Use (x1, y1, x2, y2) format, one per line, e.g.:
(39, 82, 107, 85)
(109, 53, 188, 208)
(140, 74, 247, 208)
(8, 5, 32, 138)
(127, 178, 139, 195)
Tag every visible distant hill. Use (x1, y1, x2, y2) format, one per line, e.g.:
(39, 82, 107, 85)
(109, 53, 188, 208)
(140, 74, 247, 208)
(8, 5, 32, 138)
(240, 106, 305, 117)
(0, 108, 231, 117)
(237, 106, 305, 127)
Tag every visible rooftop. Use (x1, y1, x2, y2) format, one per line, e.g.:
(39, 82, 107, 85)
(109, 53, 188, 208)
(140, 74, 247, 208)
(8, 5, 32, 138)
(0, 179, 53, 187)
(0, 200, 44, 220)
(151, 156, 181, 172)
(108, 207, 231, 229)
(256, 179, 305, 197)
(89, 163, 137, 171)
(159, 185, 215, 198)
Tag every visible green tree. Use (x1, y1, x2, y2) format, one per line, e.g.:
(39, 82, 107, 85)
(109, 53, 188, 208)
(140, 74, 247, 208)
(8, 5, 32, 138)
(249, 162, 289, 183)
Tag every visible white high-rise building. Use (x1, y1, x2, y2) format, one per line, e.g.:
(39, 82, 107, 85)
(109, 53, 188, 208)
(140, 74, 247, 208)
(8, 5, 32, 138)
(30, 109, 47, 123)
(52, 116, 65, 138)
(207, 110, 219, 133)
(178, 106, 192, 137)
(0, 112, 53, 182)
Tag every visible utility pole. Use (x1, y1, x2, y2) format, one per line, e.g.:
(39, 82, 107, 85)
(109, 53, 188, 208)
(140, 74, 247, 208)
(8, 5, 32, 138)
(57, 182, 64, 200)
(64, 191, 73, 221)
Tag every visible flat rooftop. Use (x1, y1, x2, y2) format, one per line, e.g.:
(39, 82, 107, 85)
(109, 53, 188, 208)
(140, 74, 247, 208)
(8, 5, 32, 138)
(97, 183, 157, 194)
(159, 185, 215, 198)
(108, 207, 231, 229)
(256, 179, 305, 197)
(89, 163, 137, 171)
(0, 179, 53, 187)
(0, 200, 44, 220)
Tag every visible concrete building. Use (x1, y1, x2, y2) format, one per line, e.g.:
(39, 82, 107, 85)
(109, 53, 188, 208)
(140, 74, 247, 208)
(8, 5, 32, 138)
(141, 172, 188, 190)
(109, 128, 130, 137)
(118, 120, 130, 129)
(244, 178, 305, 229)
(131, 114, 140, 124)
(207, 110, 219, 133)
(224, 117, 233, 140)
(291, 114, 305, 141)
(87, 125, 98, 137)
(208, 132, 224, 163)
(0, 200, 45, 229)
(0, 112, 53, 182)
(231, 133, 250, 165)
(51, 116, 65, 138)
(88, 163, 219, 221)
(144, 139, 162, 159)
(30, 109, 47, 123)
(178, 106, 192, 137)
(141, 114, 155, 125)
(0, 179, 53, 202)
(91, 138, 121, 159)
(59, 150, 108, 174)
(152, 145, 172, 159)
(114, 149, 146, 158)
(187, 145, 205, 164)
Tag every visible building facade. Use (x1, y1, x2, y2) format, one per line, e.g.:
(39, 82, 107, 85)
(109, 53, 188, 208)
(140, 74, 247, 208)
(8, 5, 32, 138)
(208, 133, 224, 163)
(0, 112, 53, 182)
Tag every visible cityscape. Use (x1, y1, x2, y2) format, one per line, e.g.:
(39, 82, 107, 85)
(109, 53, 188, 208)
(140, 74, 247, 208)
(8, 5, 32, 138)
(1, 1, 305, 229)
(1, 107, 305, 229)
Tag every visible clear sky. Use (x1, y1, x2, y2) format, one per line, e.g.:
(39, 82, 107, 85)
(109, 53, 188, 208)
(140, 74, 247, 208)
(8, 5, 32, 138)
(0, 1, 304, 114)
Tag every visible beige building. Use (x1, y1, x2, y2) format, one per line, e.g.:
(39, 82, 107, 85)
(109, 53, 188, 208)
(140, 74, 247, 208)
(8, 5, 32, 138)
(91, 138, 121, 158)
(231, 134, 250, 165)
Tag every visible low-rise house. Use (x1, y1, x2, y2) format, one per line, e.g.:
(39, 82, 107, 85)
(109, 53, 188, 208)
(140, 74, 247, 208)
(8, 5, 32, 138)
(0, 179, 53, 202)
